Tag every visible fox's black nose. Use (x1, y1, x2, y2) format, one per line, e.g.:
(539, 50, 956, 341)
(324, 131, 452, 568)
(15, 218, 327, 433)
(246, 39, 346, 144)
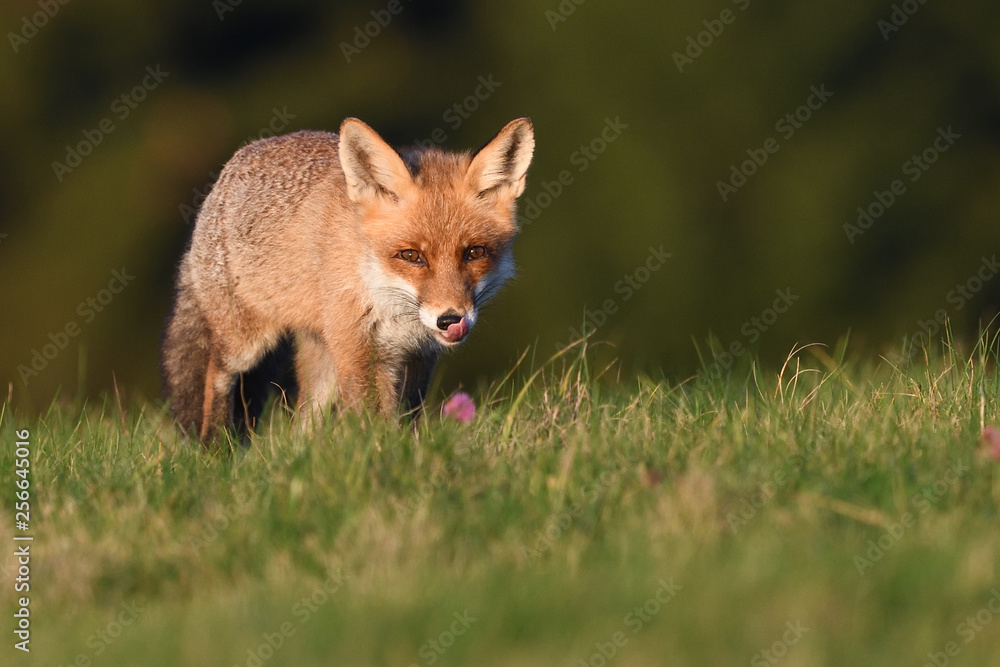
(436, 313, 463, 330)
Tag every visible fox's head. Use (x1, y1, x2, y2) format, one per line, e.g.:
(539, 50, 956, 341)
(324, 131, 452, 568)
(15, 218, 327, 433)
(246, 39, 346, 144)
(338, 117, 534, 348)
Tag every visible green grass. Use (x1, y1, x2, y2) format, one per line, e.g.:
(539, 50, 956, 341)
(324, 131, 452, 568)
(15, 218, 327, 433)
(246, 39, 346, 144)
(3, 337, 1000, 666)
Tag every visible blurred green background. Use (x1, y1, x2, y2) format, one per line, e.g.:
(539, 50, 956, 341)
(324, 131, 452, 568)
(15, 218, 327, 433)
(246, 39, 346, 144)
(2, 0, 998, 409)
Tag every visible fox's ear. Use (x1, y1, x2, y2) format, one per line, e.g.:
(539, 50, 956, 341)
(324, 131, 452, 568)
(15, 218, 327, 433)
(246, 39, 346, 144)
(338, 118, 413, 205)
(466, 117, 535, 198)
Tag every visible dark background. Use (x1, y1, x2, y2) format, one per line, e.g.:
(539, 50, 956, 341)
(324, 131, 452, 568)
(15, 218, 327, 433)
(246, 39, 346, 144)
(2, 0, 998, 409)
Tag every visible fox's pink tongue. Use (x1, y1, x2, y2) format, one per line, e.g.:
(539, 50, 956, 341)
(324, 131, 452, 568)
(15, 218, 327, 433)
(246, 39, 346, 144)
(446, 319, 469, 341)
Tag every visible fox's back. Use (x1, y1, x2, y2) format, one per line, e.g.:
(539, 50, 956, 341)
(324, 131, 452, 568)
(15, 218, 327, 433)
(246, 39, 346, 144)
(196, 130, 352, 243)
(187, 131, 362, 329)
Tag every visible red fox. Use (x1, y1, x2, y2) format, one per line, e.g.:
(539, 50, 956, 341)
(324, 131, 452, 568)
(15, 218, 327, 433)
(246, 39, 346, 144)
(162, 117, 534, 440)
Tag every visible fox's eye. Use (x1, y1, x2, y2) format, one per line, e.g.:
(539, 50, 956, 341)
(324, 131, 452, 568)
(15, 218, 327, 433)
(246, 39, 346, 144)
(465, 246, 487, 261)
(397, 249, 425, 265)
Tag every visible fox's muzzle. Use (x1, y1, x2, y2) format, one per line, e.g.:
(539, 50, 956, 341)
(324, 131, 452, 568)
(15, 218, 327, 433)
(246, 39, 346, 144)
(437, 313, 470, 343)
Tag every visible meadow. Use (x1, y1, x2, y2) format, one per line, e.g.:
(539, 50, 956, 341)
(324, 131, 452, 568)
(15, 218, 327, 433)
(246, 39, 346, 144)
(2, 336, 999, 666)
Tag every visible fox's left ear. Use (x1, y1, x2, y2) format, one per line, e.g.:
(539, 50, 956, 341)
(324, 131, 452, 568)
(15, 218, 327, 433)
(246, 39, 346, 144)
(466, 117, 535, 199)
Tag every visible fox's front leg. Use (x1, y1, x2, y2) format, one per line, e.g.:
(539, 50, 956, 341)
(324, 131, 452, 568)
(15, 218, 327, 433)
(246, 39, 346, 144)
(294, 332, 339, 429)
(319, 318, 377, 415)
(375, 351, 438, 419)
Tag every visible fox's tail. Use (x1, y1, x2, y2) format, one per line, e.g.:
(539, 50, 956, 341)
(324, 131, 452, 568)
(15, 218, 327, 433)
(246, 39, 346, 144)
(161, 270, 212, 438)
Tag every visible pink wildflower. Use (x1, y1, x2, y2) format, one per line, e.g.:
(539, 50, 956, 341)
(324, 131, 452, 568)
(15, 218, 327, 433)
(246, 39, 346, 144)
(442, 392, 476, 423)
(981, 426, 1000, 460)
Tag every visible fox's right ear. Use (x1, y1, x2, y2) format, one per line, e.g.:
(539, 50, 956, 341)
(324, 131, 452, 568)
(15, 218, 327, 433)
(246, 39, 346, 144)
(466, 117, 535, 199)
(338, 118, 414, 205)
